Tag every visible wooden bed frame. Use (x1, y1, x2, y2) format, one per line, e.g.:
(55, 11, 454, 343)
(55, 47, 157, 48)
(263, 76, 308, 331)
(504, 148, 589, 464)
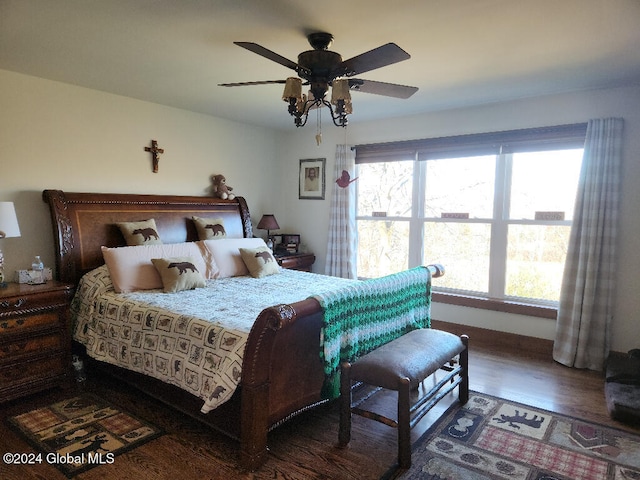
(43, 189, 441, 470)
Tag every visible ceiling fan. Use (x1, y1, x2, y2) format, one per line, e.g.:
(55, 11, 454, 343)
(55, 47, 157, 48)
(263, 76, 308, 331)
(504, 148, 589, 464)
(219, 32, 418, 127)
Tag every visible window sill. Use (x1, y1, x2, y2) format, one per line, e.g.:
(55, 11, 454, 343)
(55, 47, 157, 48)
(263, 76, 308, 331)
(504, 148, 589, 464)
(431, 292, 557, 319)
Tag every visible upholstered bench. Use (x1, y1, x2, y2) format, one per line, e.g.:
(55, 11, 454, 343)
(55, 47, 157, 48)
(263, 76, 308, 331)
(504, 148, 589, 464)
(338, 328, 469, 468)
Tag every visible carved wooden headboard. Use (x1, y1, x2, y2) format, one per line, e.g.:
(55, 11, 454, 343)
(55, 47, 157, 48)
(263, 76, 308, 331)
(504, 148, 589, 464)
(42, 190, 253, 285)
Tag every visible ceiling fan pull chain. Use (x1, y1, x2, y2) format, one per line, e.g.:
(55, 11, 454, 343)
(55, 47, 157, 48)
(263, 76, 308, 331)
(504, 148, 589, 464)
(316, 107, 322, 146)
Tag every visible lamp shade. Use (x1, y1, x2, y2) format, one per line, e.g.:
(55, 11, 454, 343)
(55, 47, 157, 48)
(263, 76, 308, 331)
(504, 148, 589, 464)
(257, 214, 280, 231)
(282, 77, 302, 102)
(331, 79, 351, 104)
(0, 202, 21, 238)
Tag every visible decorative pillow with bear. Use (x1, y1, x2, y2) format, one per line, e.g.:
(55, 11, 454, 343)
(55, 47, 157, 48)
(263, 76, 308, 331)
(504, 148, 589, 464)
(151, 256, 206, 293)
(239, 246, 281, 278)
(192, 216, 226, 240)
(102, 242, 214, 293)
(116, 219, 163, 245)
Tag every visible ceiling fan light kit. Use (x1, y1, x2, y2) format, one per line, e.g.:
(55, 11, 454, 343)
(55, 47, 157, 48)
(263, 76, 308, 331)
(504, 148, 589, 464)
(220, 32, 417, 129)
(282, 77, 352, 127)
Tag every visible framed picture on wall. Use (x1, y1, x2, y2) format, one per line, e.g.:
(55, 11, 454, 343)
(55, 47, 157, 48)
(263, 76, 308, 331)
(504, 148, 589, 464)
(299, 158, 326, 200)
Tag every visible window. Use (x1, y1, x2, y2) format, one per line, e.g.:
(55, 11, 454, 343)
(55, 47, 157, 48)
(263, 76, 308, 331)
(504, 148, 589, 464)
(355, 124, 586, 307)
(357, 160, 413, 276)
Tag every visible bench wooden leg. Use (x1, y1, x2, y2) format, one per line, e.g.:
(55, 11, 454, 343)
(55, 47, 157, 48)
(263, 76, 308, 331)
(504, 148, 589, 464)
(397, 377, 411, 468)
(339, 362, 352, 447)
(459, 335, 469, 404)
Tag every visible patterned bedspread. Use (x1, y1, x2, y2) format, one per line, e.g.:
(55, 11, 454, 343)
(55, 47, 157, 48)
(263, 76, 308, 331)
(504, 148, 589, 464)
(71, 265, 355, 413)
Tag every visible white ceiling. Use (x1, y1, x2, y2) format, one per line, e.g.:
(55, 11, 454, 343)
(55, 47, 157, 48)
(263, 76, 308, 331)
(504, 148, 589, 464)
(2, 0, 640, 131)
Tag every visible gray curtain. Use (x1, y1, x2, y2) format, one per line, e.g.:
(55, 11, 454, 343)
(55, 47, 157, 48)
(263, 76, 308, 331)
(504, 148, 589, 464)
(553, 118, 623, 370)
(324, 144, 357, 279)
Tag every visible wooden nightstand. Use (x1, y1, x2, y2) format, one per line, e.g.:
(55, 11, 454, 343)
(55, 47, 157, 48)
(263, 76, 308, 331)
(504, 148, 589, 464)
(0, 281, 74, 402)
(275, 252, 316, 272)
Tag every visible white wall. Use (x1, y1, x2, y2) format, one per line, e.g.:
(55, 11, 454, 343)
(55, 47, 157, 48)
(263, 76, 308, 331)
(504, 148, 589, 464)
(0, 69, 280, 276)
(278, 84, 640, 353)
(2, 67, 638, 353)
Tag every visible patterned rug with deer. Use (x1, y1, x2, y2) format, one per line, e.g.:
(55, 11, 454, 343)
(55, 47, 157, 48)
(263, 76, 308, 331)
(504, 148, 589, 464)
(7, 393, 163, 477)
(388, 392, 640, 480)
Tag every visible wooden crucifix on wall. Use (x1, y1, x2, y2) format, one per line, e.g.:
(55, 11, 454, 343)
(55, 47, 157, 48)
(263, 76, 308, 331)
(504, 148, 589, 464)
(144, 140, 164, 173)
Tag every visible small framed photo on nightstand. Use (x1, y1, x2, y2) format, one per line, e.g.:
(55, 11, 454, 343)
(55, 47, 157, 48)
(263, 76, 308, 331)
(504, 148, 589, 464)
(275, 234, 300, 254)
(283, 234, 300, 253)
(299, 158, 325, 200)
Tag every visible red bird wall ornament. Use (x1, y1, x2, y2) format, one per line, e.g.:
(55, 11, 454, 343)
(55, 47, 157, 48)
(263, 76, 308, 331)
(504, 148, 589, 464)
(336, 170, 358, 188)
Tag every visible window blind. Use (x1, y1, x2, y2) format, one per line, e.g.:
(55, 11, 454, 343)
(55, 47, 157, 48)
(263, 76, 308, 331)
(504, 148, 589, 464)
(355, 123, 588, 164)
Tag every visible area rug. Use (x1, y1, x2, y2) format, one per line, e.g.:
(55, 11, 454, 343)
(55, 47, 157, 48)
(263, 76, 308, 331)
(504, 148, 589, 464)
(7, 394, 163, 477)
(384, 392, 640, 480)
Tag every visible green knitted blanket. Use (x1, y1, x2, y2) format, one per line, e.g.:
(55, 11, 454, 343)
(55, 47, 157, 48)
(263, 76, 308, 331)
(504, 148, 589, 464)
(313, 266, 432, 399)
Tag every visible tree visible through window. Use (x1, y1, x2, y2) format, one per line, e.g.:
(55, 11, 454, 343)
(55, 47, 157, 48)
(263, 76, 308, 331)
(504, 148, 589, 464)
(355, 125, 585, 305)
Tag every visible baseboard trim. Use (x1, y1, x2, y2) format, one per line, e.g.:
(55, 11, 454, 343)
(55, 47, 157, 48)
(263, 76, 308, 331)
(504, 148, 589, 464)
(430, 319, 554, 356)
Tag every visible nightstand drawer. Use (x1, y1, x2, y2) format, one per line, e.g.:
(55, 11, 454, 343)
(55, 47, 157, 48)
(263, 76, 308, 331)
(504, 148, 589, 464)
(0, 290, 69, 314)
(0, 311, 61, 333)
(0, 334, 63, 360)
(0, 281, 73, 402)
(0, 354, 66, 386)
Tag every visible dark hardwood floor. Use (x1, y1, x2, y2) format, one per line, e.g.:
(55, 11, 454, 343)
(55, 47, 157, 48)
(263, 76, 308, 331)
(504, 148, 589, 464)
(1, 321, 638, 480)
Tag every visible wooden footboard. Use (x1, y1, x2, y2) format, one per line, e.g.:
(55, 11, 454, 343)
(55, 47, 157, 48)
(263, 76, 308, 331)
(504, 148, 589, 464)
(240, 298, 325, 469)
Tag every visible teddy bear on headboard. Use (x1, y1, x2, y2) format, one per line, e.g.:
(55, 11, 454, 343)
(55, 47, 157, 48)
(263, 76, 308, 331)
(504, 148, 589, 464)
(210, 174, 235, 200)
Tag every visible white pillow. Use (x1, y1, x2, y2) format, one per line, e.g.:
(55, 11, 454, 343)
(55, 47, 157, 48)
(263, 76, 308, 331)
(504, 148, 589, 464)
(102, 243, 212, 293)
(200, 237, 269, 278)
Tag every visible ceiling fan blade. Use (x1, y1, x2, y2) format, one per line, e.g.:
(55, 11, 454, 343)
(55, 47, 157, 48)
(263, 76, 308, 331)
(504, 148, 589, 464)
(336, 43, 411, 77)
(348, 79, 418, 99)
(218, 80, 288, 87)
(234, 42, 299, 71)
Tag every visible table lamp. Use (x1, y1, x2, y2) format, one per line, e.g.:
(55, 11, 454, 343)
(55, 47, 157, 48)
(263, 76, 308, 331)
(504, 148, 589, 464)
(257, 214, 280, 251)
(0, 202, 21, 287)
